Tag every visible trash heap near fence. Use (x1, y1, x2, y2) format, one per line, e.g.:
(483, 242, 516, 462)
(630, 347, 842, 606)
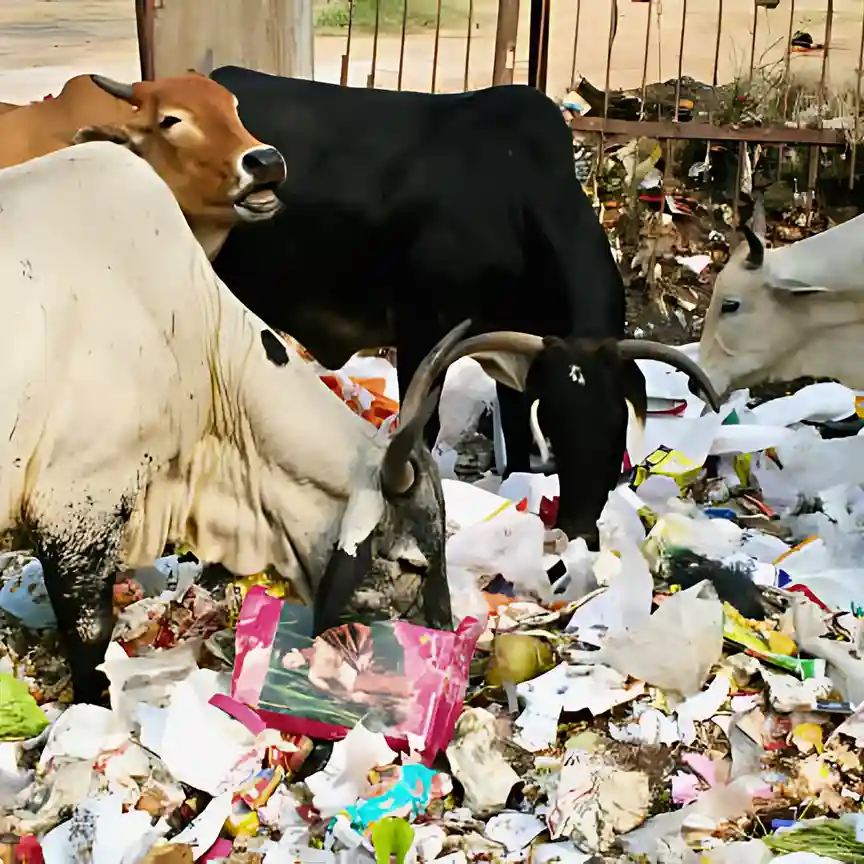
(3, 94, 864, 864)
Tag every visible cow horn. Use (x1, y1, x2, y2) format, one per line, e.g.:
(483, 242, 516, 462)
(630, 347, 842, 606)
(439, 331, 545, 365)
(617, 340, 721, 412)
(90, 74, 136, 102)
(741, 224, 764, 270)
(381, 326, 548, 497)
(380, 319, 473, 497)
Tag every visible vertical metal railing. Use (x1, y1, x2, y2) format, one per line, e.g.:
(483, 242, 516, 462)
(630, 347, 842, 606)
(314, 0, 856, 207)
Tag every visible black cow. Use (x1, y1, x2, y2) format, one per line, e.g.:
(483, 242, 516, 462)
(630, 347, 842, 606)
(210, 66, 718, 546)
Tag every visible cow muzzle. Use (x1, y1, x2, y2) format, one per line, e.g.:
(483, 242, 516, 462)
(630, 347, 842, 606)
(233, 146, 286, 222)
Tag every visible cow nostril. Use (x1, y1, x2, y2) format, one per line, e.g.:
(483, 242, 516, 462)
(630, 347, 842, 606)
(242, 147, 286, 184)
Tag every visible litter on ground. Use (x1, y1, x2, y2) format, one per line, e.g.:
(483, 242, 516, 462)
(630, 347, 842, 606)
(3, 72, 864, 864)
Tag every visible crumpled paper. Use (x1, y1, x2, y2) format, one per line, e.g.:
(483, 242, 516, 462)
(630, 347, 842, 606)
(547, 746, 650, 852)
(446, 707, 521, 815)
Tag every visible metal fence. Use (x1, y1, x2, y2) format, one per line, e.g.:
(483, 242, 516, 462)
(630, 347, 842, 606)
(136, 0, 863, 195)
(562, 0, 861, 201)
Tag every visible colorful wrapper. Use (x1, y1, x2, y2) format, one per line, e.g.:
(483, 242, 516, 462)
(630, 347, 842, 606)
(230, 587, 483, 760)
(630, 445, 703, 492)
(723, 604, 822, 679)
(336, 764, 450, 832)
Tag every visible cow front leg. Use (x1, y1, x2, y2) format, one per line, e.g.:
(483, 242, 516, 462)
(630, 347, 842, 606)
(36, 532, 123, 705)
(496, 383, 532, 475)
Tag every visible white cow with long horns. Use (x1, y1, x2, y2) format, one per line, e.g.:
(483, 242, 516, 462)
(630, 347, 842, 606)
(0, 142, 541, 704)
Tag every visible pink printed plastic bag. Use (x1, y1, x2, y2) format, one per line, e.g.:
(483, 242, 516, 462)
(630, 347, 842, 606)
(231, 586, 483, 759)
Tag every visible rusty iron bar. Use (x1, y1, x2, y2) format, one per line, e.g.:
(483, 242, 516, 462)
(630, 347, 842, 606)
(851, 0, 864, 190)
(431, 0, 444, 92)
(570, 0, 582, 91)
(368, 0, 383, 87)
(568, 116, 846, 145)
(493, 0, 520, 85)
(748, 1, 758, 81)
(706, 0, 723, 205)
(806, 0, 834, 223)
(534, 0, 551, 90)
(776, 0, 796, 181)
(782, 0, 796, 116)
(397, 0, 409, 89)
(596, 0, 618, 180)
(712, 0, 723, 87)
(602, 0, 616, 113)
(639, 0, 653, 119)
(674, 0, 687, 122)
(819, 0, 833, 106)
(135, 0, 155, 80)
(340, 0, 356, 86)
(735, 0, 760, 224)
(464, 0, 476, 91)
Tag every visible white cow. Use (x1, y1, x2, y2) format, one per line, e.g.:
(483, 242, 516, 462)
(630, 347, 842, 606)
(699, 204, 864, 397)
(0, 142, 514, 704)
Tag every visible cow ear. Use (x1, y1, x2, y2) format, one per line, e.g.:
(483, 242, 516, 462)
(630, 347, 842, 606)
(73, 124, 144, 155)
(468, 350, 535, 392)
(769, 276, 830, 295)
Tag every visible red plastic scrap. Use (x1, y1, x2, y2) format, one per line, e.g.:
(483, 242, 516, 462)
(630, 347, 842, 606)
(539, 495, 558, 527)
(786, 584, 833, 614)
(14, 837, 43, 864)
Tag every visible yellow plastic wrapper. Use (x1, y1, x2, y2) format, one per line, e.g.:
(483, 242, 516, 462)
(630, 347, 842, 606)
(724, 603, 819, 679)
(790, 722, 824, 754)
(228, 572, 288, 628)
(766, 630, 798, 656)
(734, 453, 752, 488)
(630, 446, 703, 493)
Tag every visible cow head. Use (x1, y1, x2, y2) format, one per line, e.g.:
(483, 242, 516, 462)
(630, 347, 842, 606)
(72, 73, 285, 255)
(438, 332, 720, 544)
(315, 324, 462, 634)
(698, 200, 837, 396)
(250, 320, 472, 636)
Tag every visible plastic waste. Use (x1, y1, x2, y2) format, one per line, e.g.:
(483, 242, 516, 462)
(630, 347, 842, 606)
(445, 507, 551, 603)
(0, 674, 48, 741)
(596, 580, 724, 699)
(0, 556, 57, 630)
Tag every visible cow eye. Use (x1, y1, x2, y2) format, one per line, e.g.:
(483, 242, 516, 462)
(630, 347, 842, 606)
(721, 299, 740, 314)
(159, 115, 182, 129)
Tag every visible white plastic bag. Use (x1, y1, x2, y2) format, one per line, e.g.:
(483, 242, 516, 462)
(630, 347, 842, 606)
(446, 508, 550, 603)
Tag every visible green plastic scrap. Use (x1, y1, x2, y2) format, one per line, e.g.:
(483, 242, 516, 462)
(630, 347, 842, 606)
(0, 673, 49, 741)
(370, 817, 415, 864)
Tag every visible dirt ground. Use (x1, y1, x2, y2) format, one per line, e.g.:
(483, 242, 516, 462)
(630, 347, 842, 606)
(0, 0, 861, 101)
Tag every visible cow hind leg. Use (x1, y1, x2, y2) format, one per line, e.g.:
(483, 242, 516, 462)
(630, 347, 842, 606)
(29, 501, 130, 705)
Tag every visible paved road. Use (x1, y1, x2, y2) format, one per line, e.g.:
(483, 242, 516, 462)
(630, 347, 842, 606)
(0, 0, 858, 101)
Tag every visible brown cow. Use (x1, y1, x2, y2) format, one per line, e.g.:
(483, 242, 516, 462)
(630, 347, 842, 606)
(0, 73, 286, 258)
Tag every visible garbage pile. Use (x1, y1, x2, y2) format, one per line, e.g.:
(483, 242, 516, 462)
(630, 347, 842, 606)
(560, 73, 860, 346)
(7, 349, 864, 864)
